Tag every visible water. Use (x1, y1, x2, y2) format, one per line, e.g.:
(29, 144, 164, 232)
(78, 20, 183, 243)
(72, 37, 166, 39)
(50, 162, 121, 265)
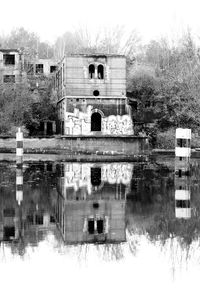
(0, 159, 200, 299)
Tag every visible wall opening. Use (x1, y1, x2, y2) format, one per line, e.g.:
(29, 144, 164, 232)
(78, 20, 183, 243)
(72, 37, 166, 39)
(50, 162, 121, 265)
(47, 122, 53, 135)
(91, 167, 101, 186)
(3, 75, 15, 83)
(36, 64, 44, 74)
(93, 90, 99, 96)
(88, 219, 95, 234)
(89, 64, 95, 79)
(4, 226, 15, 240)
(91, 112, 101, 131)
(97, 64, 104, 79)
(35, 215, 43, 225)
(97, 219, 104, 234)
(50, 65, 57, 73)
(3, 54, 15, 65)
(93, 202, 99, 209)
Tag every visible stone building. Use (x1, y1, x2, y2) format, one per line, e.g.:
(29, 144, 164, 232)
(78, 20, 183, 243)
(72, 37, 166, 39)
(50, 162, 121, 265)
(0, 48, 57, 85)
(25, 58, 57, 76)
(54, 54, 134, 135)
(55, 162, 133, 244)
(0, 49, 25, 84)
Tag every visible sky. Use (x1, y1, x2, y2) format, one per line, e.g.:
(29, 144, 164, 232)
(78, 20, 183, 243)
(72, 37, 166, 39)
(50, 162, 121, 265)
(1, 0, 200, 44)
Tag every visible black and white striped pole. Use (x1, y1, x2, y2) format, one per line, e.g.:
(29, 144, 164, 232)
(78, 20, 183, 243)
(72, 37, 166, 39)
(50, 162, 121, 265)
(16, 127, 23, 165)
(175, 128, 191, 219)
(16, 127, 23, 206)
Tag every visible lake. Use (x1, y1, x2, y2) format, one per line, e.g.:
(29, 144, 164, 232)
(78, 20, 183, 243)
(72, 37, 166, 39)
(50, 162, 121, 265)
(0, 158, 199, 300)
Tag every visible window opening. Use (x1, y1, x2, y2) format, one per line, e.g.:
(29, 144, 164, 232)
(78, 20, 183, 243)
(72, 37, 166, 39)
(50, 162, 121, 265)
(88, 219, 95, 234)
(3, 54, 15, 65)
(4, 226, 15, 240)
(97, 64, 104, 79)
(93, 202, 99, 209)
(36, 64, 44, 74)
(97, 219, 104, 234)
(50, 65, 57, 73)
(35, 215, 43, 225)
(89, 64, 95, 79)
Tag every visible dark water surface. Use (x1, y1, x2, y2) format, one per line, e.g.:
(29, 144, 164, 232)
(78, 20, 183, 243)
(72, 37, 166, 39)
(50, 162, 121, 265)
(0, 159, 200, 299)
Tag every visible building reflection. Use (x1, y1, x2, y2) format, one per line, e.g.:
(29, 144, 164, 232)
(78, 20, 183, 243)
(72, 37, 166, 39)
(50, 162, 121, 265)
(0, 162, 133, 252)
(0, 162, 57, 249)
(55, 163, 133, 244)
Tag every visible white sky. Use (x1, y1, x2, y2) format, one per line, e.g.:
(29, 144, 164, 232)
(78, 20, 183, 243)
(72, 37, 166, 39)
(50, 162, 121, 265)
(1, 0, 200, 43)
(0, 0, 200, 42)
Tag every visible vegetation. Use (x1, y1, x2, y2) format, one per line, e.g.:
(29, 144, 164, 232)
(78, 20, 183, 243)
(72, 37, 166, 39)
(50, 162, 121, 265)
(0, 26, 200, 141)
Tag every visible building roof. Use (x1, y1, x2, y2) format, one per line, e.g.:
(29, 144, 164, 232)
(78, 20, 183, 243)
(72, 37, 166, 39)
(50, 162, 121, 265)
(66, 53, 126, 58)
(0, 48, 20, 53)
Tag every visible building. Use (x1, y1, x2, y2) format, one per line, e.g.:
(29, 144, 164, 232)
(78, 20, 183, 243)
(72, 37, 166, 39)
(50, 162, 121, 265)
(25, 58, 57, 76)
(55, 162, 133, 244)
(54, 54, 134, 136)
(0, 49, 25, 84)
(0, 48, 57, 86)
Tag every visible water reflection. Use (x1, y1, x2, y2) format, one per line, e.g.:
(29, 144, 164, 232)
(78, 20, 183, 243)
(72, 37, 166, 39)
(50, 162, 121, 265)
(55, 163, 132, 244)
(1, 159, 200, 262)
(175, 157, 191, 219)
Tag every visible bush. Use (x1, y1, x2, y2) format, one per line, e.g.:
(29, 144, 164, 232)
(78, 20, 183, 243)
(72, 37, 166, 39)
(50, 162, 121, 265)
(156, 128, 175, 149)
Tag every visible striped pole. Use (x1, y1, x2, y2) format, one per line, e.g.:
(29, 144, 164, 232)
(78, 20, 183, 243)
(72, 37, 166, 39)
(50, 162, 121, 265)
(16, 127, 23, 206)
(16, 127, 23, 165)
(175, 128, 191, 218)
(16, 165, 23, 206)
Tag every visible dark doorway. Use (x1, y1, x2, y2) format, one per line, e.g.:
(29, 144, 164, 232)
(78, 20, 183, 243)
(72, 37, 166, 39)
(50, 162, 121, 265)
(47, 122, 53, 135)
(91, 167, 101, 186)
(4, 226, 15, 240)
(91, 112, 101, 131)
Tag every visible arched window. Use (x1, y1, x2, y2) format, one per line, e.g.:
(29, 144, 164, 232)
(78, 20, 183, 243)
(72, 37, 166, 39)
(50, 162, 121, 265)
(97, 64, 104, 79)
(91, 112, 101, 131)
(89, 64, 95, 79)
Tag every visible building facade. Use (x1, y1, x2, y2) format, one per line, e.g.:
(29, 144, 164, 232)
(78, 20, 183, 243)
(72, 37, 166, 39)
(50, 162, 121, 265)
(0, 49, 25, 84)
(54, 54, 134, 136)
(55, 162, 133, 244)
(0, 48, 57, 85)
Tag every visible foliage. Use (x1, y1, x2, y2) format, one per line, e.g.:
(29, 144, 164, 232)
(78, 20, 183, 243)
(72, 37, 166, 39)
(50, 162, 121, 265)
(0, 79, 56, 135)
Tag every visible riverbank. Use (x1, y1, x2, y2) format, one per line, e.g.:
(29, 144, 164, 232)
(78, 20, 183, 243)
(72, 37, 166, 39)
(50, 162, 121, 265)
(0, 135, 149, 162)
(152, 148, 200, 158)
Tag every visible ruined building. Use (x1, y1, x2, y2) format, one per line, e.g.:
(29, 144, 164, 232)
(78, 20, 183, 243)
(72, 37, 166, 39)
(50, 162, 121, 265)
(0, 49, 25, 84)
(55, 162, 133, 244)
(54, 54, 134, 135)
(0, 48, 57, 85)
